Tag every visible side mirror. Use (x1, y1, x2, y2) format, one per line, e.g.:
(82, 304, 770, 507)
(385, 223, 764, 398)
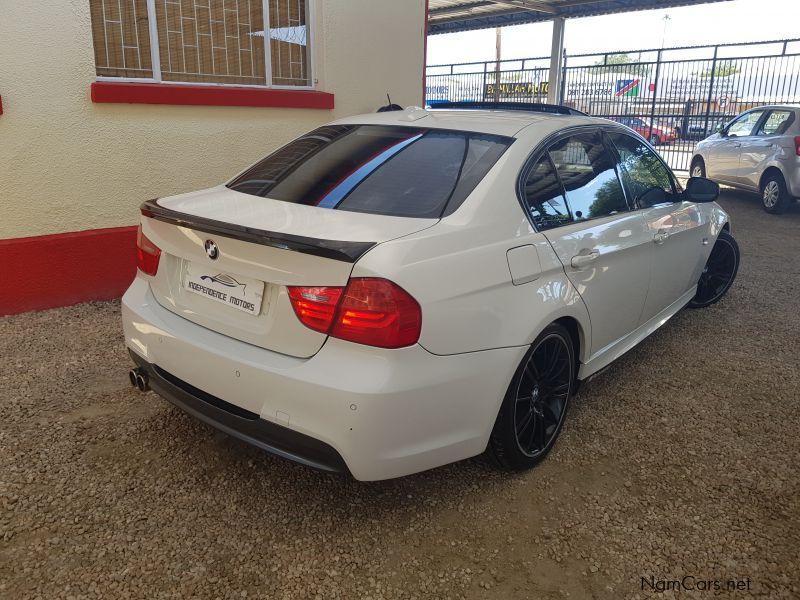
(716, 123, 727, 135)
(685, 177, 720, 203)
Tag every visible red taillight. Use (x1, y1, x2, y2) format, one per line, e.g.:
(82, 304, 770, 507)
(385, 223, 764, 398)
(794, 136, 800, 156)
(136, 225, 161, 276)
(287, 286, 344, 333)
(288, 278, 422, 349)
(332, 278, 422, 348)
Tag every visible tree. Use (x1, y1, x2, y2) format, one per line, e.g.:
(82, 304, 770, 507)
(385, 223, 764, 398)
(593, 53, 650, 76)
(695, 61, 740, 78)
(587, 178, 629, 219)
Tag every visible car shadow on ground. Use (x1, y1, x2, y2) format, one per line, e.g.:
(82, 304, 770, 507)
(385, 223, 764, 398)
(716, 185, 800, 216)
(2, 191, 798, 598)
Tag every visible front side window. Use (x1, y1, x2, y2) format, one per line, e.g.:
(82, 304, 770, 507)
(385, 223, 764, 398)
(89, 0, 312, 87)
(756, 110, 795, 136)
(726, 111, 765, 137)
(548, 134, 628, 221)
(228, 125, 512, 218)
(608, 132, 678, 208)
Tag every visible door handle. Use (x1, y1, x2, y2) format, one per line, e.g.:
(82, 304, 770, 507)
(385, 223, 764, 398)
(570, 250, 599, 268)
(654, 229, 670, 244)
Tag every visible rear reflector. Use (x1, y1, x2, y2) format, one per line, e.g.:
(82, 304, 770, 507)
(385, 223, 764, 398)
(794, 136, 800, 156)
(136, 225, 161, 276)
(288, 278, 422, 349)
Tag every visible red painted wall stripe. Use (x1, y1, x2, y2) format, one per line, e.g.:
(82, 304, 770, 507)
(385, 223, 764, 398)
(91, 81, 334, 110)
(0, 227, 138, 316)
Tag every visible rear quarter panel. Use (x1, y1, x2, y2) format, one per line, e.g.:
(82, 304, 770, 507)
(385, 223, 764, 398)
(775, 130, 800, 197)
(352, 127, 592, 359)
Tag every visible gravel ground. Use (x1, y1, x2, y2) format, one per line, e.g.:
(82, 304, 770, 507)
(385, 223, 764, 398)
(1, 190, 799, 599)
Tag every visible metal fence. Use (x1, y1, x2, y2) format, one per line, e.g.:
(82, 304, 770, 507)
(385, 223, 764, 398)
(426, 39, 800, 171)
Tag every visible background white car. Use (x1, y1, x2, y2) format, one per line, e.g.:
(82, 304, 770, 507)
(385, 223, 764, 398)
(123, 105, 739, 481)
(691, 105, 800, 214)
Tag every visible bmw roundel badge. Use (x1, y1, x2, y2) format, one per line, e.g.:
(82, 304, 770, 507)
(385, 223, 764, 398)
(205, 239, 219, 260)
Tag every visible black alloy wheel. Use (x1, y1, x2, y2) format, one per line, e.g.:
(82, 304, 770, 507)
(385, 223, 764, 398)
(688, 230, 740, 308)
(491, 323, 575, 470)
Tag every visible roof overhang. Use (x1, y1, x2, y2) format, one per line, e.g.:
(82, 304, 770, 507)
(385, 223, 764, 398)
(428, 0, 732, 35)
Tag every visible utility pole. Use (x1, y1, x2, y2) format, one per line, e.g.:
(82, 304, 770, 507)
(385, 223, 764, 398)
(661, 14, 671, 49)
(494, 27, 502, 102)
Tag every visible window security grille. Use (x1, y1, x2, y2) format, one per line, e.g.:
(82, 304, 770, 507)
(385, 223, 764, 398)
(90, 0, 311, 88)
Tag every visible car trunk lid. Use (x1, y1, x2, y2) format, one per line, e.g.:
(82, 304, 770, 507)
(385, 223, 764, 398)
(140, 187, 435, 358)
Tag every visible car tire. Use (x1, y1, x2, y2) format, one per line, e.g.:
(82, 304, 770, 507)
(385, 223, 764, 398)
(760, 172, 791, 214)
(690, 157, 706, 178)
(688, 230, 740, 309)
(490, 323, 576, 471)
(649, 134, 661, 146)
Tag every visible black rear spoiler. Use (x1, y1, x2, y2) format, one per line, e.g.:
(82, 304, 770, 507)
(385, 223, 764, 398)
(140, 199, 376, 263)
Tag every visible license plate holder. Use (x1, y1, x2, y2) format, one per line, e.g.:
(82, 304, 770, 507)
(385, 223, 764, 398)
(183, 262, 265, 316)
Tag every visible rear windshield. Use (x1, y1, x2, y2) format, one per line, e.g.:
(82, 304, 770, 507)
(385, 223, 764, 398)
(227, 125, 513, 218)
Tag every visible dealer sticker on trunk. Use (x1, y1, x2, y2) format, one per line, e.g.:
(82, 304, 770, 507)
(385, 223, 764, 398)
(183, 261, 265, 316)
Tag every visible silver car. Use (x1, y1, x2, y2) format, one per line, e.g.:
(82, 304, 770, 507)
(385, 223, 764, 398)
(690, 105, 800, 214)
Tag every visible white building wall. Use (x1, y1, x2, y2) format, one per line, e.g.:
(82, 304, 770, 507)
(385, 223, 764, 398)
(0, 0, 426, 238)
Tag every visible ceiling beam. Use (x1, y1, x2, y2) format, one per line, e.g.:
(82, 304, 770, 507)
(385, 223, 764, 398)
(428, 0, 734, 34)
(429, 1, 497, 17)
(488, 0, 558, 14)
(429, 0, 558, 18)
(430, 7, 534, 25)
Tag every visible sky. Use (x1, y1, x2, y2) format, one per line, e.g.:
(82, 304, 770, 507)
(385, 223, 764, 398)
(426, 0, 799, 66)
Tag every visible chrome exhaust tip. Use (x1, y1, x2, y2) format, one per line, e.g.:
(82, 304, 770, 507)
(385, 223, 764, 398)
(135, 373, 149, 392)
(129, 368, 150, 392)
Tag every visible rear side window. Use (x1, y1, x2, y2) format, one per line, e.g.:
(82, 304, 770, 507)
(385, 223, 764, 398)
(521, 156, 571, 230)
(756, 110, 795, 136)
(548, 134, 628, 221)
(227, 125, 512, 218)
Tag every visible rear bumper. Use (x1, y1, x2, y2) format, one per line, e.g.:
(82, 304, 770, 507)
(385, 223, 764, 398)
(122, 276, 523, 480)
(128, 350, 348, 473)
(783, 162, 800, 198)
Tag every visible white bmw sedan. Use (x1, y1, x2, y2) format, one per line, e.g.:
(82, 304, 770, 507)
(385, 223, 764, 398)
(123, 104, 739, 481)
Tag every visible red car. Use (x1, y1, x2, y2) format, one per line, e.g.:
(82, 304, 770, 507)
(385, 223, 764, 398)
(612, 116, 678, 145)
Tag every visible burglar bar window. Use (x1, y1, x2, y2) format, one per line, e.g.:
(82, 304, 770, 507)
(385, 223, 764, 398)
(90, 0, 154, 78)
(89, 0, 312, 88)
(268, 0, 308, 86)
(154, 0, 267, 86)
